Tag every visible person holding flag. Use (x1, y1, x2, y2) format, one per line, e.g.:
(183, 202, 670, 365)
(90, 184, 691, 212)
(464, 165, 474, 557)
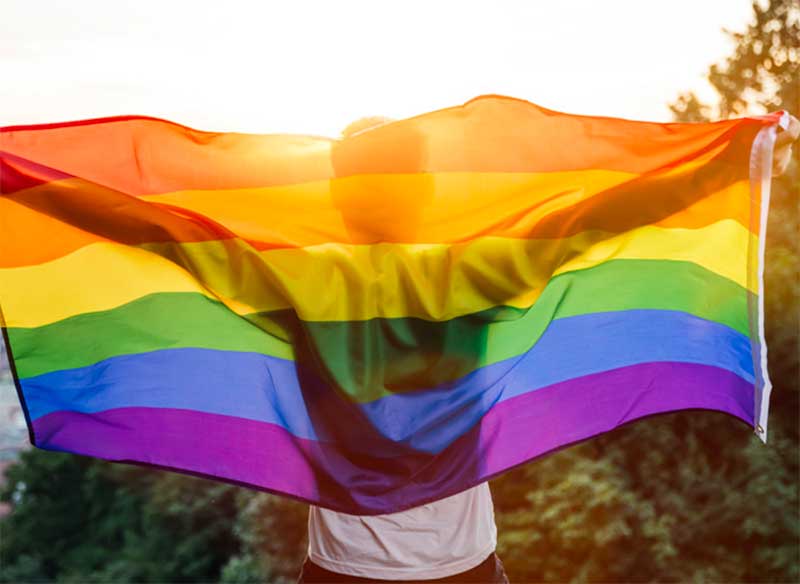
(296, 112, 799, 583)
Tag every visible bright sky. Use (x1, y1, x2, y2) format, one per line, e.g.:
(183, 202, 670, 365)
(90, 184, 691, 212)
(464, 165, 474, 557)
(1, 0, 755, 136)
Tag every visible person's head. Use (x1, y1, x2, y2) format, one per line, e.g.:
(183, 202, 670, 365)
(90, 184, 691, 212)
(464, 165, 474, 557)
(330, 116, 434, 243)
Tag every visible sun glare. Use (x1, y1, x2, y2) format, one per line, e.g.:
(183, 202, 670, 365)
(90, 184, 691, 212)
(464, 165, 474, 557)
(1, 0, 755, 134)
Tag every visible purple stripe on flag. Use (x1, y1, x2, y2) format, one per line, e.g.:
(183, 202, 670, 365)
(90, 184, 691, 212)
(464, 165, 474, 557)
(477, 361, 753, 475)
(31, 362, 754, 514)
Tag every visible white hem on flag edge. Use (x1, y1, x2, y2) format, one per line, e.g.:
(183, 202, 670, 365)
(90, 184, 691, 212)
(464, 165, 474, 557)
(748, 111, 789, 444)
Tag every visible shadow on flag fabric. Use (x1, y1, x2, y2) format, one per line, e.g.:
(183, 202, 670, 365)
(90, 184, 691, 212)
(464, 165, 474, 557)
(0, 96, 788, 514)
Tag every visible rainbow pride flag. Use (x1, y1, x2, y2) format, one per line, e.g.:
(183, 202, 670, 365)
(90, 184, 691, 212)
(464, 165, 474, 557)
(0, 96, 786, 514)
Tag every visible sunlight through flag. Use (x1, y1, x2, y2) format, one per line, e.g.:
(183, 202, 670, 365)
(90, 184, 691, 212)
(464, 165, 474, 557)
(0, 96, 785, 514)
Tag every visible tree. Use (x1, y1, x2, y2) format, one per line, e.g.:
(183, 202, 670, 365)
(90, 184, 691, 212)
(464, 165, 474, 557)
(0, 450, 243, 583)
(672, 0, 799, 120)
(220, 492, 308, 584)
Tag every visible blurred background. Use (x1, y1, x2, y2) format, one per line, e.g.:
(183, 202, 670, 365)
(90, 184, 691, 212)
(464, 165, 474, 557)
(1, 0, 797, 581)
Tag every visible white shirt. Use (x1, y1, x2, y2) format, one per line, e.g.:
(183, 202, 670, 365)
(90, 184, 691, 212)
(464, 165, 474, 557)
(307, 483, 497, 580)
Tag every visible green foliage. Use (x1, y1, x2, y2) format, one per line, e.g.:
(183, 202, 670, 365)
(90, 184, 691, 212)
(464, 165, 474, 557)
(493, 411, 799, 582)
(0, 451, 245, 583)
(0, 450, 143, 583)
(220, 492, 307, 584)
(711, 0, 798, 119)
(671, 0, 799, 120)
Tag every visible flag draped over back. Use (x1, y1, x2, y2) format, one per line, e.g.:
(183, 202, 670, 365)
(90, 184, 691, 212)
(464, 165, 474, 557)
(0, 96, 785, 514)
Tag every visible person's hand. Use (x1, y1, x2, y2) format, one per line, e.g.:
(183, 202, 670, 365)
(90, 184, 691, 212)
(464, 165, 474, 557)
(773, 113, 799, 176)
